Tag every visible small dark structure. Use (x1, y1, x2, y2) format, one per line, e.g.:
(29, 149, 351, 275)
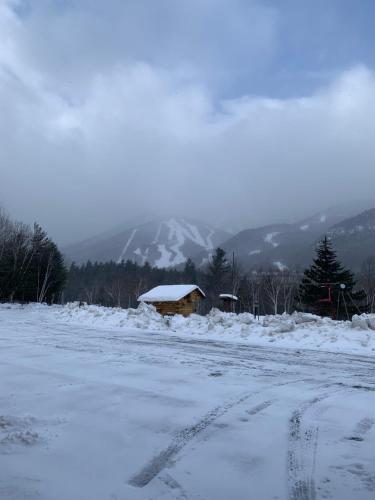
(138, 284, 205, 317)
(219, 293, 238, 312)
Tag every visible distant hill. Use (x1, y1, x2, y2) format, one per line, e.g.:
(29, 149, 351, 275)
(64, 201, 375, 271)
(64, 217, 230, 268)
(327, 208, 375, 269)
(217, 209, 375, 271)
(217, 210, 345, 271)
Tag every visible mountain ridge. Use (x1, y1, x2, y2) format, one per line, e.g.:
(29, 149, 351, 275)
(64, 202, 375, 270)
(64, 216, 230, 268)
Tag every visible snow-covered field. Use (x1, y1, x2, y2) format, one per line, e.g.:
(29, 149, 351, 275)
(1, 304, 375, 500)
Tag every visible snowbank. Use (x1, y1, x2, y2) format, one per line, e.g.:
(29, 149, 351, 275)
(352, 313, 375, 331)
(2, 302, 375, 355)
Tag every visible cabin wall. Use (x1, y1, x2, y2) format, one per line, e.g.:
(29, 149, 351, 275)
(147, 290, 203, 317)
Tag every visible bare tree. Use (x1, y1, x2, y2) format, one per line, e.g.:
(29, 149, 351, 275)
(359, 257, 375, 313)
(238, 272, 262, 314)
(104, 279, 123, 307)
(134, 277, 145, 303)
(262, 272, 284, 315)
(83, 285, 98, 304)
(281, 271, 299, 314)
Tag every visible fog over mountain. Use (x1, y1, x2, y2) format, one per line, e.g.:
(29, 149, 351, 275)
(1, 1, 375, 245)
(64, 201, 375, 271)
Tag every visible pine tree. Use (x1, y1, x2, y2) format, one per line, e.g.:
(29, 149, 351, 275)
(44, 240, 67, 303)
(298, 237, 366, 318)
(183, 258, 197, 283)
(205, 247, 230, 307)
(25, 224, 67, 303)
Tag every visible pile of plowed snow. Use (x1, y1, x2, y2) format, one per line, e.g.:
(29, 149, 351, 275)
(2, 302, 374, 355)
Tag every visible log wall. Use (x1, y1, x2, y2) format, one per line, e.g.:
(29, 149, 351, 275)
(150, 289, 203, 317)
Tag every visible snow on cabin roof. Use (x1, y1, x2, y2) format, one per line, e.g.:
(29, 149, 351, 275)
(219, 293, 238, 301)
(138, 285, 205, 303)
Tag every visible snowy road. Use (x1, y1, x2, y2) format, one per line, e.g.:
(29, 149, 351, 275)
(1, 308, 375, 500)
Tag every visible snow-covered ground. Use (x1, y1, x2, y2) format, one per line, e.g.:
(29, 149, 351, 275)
(1, 304, 375, 499)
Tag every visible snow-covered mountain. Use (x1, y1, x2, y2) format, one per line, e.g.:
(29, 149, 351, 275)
(64, 202, 375, 270)
(218, 219, 329, 271)
(64, 217, 230, 267)
(326, 208, 375, 268)
(329, 208, 375, 237)
(218, 203, 375, 271)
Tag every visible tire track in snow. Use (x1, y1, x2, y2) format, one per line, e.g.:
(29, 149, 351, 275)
(287, 386, 348, 500)
(246, 400, 273, 416)
(159, 473, 188, 500)
(128, 390, 256, 488)
(128, 378, 306, 488)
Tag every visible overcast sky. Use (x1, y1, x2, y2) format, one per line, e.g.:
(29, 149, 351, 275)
(1, 0, 375, 244)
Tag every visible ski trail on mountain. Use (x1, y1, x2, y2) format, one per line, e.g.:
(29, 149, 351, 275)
(117, 229, 137, 263)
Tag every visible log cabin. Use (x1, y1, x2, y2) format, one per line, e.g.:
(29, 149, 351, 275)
(138, 284, 205, 317)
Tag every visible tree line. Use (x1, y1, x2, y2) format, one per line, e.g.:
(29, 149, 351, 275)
(1, 209, 375, 319)
(65, 249, 281, 313)
(0, 210, 66, 303)
(64, 241, 373, 318)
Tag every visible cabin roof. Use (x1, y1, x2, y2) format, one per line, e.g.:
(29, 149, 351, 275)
(219, 293, 238, 301)
(138, 284, 205, 303)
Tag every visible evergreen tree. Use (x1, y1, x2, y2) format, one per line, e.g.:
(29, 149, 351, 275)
(298, 237, 366, 318)
(45, 240, 67, 303)
(24, 224, 67, 303)
(183, 258, 197, 283)
(0, 221, 32, 301)
(205, 247, 230, 307)
(0, 214, 67, 303)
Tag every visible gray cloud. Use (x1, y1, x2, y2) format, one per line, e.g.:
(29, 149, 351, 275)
(1, 1, 375, 244)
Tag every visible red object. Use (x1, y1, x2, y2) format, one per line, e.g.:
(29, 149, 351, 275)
(318, 286, 332, 303)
